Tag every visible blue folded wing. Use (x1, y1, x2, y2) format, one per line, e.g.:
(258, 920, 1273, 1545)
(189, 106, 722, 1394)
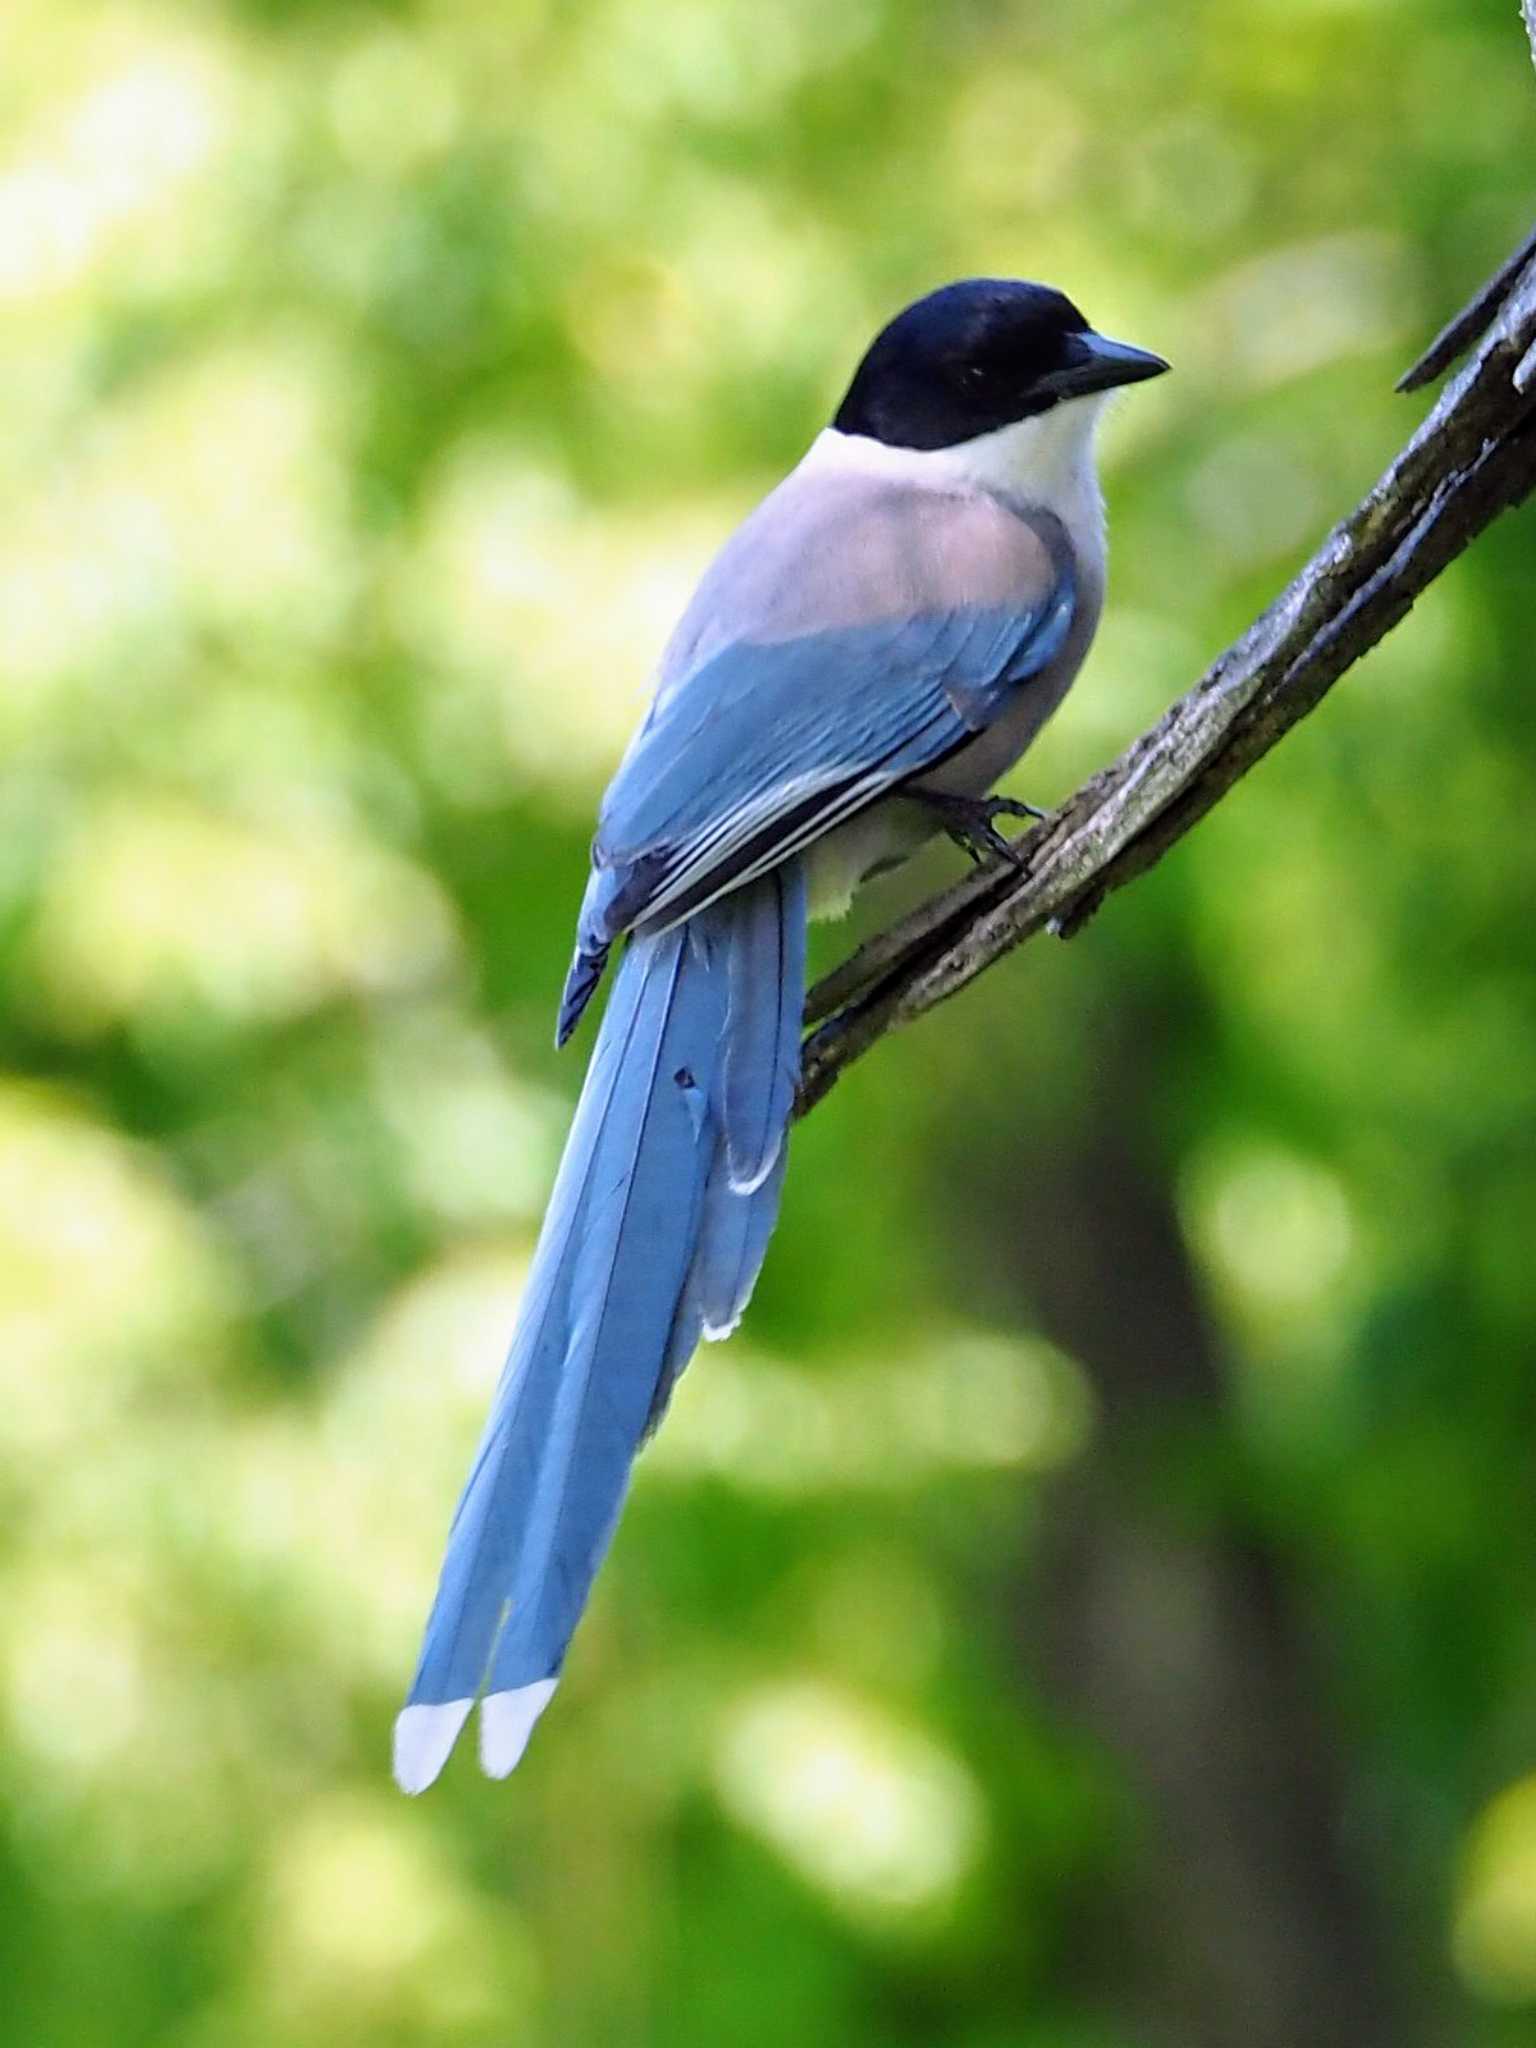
(558, 577, 1074, 1041)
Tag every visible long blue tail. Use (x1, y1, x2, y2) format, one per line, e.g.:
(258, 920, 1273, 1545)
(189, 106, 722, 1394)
(394, 863, 806, 1791)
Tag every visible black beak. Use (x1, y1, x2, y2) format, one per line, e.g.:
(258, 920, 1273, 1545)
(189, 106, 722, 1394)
(1039, 330, 1170, 402)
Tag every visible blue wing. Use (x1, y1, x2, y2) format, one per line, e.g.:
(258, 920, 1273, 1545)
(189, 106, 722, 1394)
(557, 486, 1077, 1040)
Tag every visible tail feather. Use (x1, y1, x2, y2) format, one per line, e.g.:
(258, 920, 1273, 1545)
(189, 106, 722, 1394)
(647, 1145, 788, 1439)
(722, 865, 807, 1192)
(646, 863, 805, 1434)
(395, 861, 806, 1791)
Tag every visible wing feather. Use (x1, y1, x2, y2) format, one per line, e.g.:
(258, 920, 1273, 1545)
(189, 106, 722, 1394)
(558, 463, 1075, 1037)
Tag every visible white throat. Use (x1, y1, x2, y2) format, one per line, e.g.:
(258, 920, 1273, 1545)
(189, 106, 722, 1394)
(808, 392, 1109, 556)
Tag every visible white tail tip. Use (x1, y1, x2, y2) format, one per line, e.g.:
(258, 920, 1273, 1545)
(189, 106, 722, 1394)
(393, 1697, 474, 1794)
(479, 1678, 559, 1778)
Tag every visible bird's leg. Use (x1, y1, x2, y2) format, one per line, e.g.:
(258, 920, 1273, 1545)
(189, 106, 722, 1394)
(906, 788, 1046, 867)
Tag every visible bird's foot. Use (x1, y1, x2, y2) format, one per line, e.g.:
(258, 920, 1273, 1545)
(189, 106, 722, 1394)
(909, 790, 1046, 868)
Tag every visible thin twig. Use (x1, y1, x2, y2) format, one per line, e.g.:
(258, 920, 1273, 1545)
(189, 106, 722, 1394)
(797, 241, 1536, 1118)
(1396, 223, 1536, 392)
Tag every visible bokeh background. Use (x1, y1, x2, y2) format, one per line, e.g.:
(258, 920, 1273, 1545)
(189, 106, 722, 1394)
(4, 0, 1536, 2042)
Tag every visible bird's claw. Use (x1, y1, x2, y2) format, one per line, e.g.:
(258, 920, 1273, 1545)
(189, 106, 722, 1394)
(909, 790, 1045, 868)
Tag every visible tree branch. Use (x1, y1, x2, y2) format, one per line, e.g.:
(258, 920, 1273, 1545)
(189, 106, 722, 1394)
(1395, 223, 1536, 392)
(796, 233, 1536, 1118)
(1395, 0, 1536, 393)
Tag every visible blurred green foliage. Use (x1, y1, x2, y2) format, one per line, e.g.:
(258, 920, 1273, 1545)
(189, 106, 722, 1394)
(3, 0, 1536, 2042)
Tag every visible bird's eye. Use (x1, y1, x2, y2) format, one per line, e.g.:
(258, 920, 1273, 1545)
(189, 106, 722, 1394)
(960, 363, 993, 390)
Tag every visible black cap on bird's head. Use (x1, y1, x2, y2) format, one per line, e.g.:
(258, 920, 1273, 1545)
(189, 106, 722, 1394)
(833, 278, 1169, 453)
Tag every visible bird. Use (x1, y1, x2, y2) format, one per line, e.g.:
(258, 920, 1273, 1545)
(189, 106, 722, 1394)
(393, 277, 1168, 1792)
